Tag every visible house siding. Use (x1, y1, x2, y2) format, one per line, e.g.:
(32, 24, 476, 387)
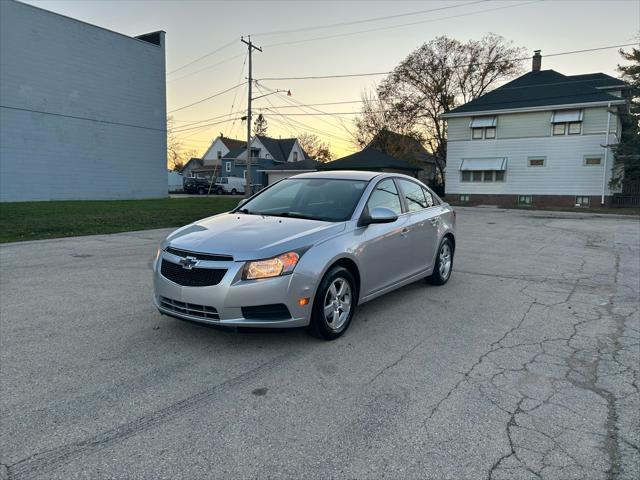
(445, 133, 614, 197)
(448, 106, 619, 143)
(0, 0, 166, 202)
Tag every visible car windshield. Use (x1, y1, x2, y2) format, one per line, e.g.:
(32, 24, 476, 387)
(238, 178, 368, 222)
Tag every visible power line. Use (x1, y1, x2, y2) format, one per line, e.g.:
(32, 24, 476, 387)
(1, 105, 165, 132)
(258, 42, 638, 81)
(173, 116, 243, 133)
(167, 39, 237, 75)
(252, 0, 488, 37)
(167, 53, 245, 83)
(168, 81, 246, 114)
(262, 1, 540, 49)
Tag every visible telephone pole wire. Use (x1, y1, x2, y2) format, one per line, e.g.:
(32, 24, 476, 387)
(241, 35, 262, 198)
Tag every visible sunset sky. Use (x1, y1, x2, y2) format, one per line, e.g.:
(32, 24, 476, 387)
(24, 0, 640, 158)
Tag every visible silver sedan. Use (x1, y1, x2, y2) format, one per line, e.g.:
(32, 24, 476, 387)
(153, 171, 456, 340)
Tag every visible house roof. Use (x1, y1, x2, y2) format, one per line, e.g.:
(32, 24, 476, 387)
(222, 146, 246, 159)
(319, 148, 421, 172)
(444, 69, 626, 116)
(180, 158, 202, 172)
(368, 129, 437, 165)
(259, 158, 319, 172)
(255, 136, 304, 162)
(220, 137, 246, 150)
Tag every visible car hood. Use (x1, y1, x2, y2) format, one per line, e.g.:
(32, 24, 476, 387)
(164, 213, 346, 261)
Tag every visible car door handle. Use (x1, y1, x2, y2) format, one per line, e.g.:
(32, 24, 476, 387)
(429, 218, 439, 226)
(400, 227, 410, 236)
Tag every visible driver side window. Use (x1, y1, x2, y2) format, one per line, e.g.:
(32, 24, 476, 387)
(366, 179, 402, 215)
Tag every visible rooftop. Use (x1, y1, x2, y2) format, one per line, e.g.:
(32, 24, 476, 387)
(444, 69, 626, 117)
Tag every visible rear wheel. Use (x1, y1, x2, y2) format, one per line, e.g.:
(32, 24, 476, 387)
(197, 187, 206, 195)
(427, 237, 454, 285)
(231, 188, 237, 195)
(308, 266, 357, 340)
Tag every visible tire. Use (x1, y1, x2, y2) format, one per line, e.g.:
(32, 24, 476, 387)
(231, 188, 237, 195)
(197, 187, 206, 195)
(307, 266, 357, 340)
(427, 237, 454, 285)
(216, 188, 223, 195)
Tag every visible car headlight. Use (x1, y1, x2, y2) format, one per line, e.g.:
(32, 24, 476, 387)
(243, 251, 300, 280)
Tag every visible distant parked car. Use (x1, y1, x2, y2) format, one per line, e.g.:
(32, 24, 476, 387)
(154, 171, 456, 340)
(183, 177, 213, 195)
(214, 176, 246, 195)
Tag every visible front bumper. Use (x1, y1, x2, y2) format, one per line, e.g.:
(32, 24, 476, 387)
(152, 252, 315, 328)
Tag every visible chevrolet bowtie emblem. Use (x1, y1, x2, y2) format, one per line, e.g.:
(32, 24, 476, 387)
(179, 256, 198, 270)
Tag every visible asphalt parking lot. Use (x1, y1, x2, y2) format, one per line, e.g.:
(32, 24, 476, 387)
(1, 207, 638, 480)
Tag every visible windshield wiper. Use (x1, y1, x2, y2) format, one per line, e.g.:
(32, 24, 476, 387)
(236, 208, 253, 215)
(269, 212, 318, 220)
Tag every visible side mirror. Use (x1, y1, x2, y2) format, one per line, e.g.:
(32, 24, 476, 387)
(362, 207, 398, 226)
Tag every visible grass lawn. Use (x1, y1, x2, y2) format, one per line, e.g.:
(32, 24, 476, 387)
(0, 197, 240, 243)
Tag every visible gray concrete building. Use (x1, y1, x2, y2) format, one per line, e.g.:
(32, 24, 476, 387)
(0, 0, 167, 201)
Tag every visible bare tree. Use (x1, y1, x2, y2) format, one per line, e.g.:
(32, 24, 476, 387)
(167, 117, 200, 171)
(354, 34, 526, 184)
(298, 132, 333, 163)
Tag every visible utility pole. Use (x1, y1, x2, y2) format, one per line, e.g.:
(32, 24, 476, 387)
(241, 35, 262, 198)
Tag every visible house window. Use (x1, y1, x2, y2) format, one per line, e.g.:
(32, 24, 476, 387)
(472, 127, 496, 140)
(551, 110, 583, 136)
(517, 195, 532, 206)
(293, 151, 298, 162)
(584, 155, 603, 166)
(575, 196, 590, 207)
(462, 171, 505, 182)
(553, 123, 566, 136)
(528, 157, 546, 167)
(470, 116, 497, 140)
(459, 194, 470, 203)
(568, 122, 582, 135)
(217, 151, 222, 159)
(225, 162, 231, 173)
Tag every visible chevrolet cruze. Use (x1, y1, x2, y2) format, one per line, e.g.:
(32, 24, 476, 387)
(153, 171, 456, 339)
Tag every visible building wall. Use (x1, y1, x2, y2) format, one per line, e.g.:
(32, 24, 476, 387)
(445, 107, 618, 201)
(0, 0, 166, 202)
(286, 141, 306, 162)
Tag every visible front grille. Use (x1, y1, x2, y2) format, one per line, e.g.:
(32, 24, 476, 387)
(241, 304, 292, 321)
(159, 296, 219, 320)
(165, 247, 233, 262)
(161, 259, 226, 287)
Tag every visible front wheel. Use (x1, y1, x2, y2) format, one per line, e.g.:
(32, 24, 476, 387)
(308, 266, 357, 340)
(427, 237, 454, 285)
(197, 187, 206, 195)
(231, 188, 237, 195)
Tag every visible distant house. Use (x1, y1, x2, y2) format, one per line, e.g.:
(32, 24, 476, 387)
(259, 158, 319, 184)
(180, 157, 204, 178)
(367, 130, 438, 185)
(219, 135, 309, 186)
(320, 148, 421, 176)
(441, 51, 628, 208)
(201, 135, 246, 166)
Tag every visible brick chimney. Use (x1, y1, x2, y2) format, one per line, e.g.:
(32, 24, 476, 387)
(532, 50, 542, 72)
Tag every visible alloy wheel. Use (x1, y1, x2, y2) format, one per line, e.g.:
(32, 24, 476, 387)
(323, 277, 352, 331)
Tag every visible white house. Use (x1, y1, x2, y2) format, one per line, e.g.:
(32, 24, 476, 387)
(201, 135, 246, 167)
(442, 51, 628, 208)
(220, 135, 309, 186)
(0, 0, 166, 201)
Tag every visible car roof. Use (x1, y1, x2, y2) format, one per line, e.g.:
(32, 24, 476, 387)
(291, 170, 382, 181)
